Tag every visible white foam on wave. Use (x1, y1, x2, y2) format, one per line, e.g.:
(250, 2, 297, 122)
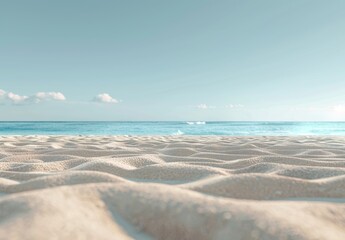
(186, 121, 206, 125)
(172, 130, 184, 135)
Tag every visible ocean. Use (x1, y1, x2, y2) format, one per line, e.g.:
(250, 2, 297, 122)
(1, 121, 345, 135)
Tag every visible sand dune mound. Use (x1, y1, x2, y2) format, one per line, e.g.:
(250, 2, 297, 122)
(1, 136, 345, 239)
(185, 174, 345, 200)
(0, 171, 125, 193)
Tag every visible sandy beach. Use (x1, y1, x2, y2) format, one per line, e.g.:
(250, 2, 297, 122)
(0, 135, 345, 240)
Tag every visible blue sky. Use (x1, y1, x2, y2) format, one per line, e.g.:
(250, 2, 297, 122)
(1, 0, 345, 121)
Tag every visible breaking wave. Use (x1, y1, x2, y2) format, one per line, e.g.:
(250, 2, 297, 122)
(172, 130, 184, 135)
(186, 121, 206, 125)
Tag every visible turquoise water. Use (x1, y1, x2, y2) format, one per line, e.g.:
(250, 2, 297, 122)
(1, 121, 345, 135)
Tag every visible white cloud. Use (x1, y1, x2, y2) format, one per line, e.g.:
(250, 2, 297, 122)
(225, 104, 244, 108)
(93, 93, 118, 103)
(7, 92, 29, 104)
(35, 92, 66, 102)
(332, 105, 345, 114)
(197, 104, 208, 109)
(0, 89, 66, 105)
(0, 89, 6, 97)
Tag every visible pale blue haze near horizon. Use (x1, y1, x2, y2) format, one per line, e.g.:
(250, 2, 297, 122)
(1, 0, 345, 121)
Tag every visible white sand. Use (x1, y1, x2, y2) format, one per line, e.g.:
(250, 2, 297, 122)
(0, 135, 345, 240)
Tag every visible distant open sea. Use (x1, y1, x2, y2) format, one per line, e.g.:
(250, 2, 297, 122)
(1, 121, 345, 135)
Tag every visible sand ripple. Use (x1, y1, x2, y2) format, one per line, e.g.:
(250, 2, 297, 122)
(1, 136, 345, 239)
